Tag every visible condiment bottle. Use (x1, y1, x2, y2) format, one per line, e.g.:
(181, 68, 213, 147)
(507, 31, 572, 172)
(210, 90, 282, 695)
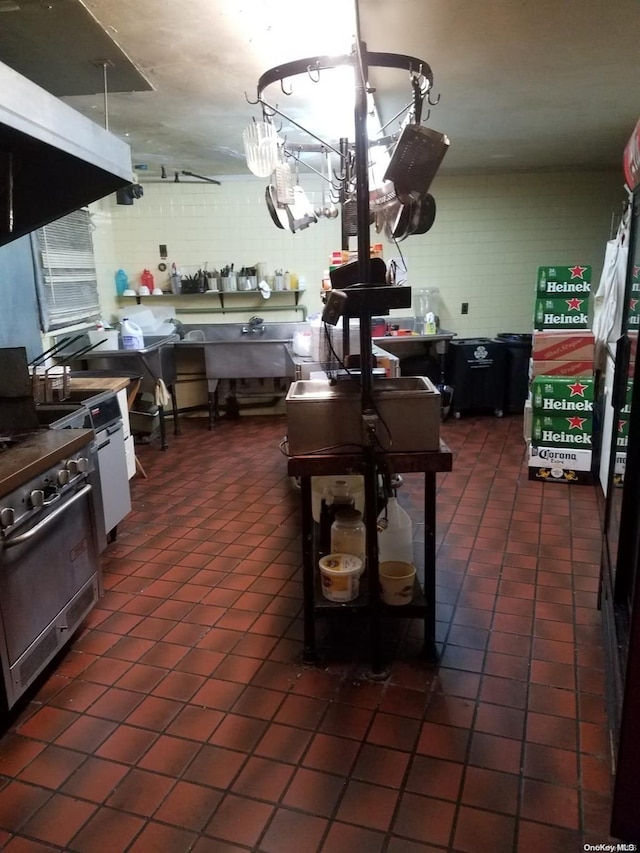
(331, 507, 365, 565)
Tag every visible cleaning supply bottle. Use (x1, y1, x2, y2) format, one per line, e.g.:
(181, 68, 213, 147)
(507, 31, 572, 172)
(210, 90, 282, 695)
(141, 269, 154, 290)
(377, 496, 413, 564)
(121, 318, 145, 350)
(115, 269, 129, 296)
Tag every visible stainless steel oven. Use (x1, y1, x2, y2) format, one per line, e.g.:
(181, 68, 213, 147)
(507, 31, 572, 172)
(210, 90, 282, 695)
(0, 431, 101, 710)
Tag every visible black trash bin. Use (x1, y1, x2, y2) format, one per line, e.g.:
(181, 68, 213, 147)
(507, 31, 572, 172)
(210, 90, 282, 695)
(495, 333, 533, 414)
(445, 337, 507, 418)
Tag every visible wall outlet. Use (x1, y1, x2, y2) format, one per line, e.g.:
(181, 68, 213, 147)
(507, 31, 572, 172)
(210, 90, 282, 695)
(159, 243, 168, 258)
(461, 302, 469, 315)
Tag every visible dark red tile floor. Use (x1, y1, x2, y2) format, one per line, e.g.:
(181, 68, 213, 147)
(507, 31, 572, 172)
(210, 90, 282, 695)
(0, 414, 613, 851)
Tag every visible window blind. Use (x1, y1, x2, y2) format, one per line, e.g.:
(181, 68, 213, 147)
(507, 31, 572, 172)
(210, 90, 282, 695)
(34, 209, 100, 332)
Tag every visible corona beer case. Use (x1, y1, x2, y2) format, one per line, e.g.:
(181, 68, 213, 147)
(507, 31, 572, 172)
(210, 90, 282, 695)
(528, 444, 593, 484)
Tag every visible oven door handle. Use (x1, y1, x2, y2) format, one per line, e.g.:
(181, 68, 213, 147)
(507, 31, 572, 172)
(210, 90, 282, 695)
(1, 484, 92, 549)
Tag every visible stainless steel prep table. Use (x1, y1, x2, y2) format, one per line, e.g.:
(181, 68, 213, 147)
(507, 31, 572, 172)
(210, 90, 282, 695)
(55, 334, 179, 450)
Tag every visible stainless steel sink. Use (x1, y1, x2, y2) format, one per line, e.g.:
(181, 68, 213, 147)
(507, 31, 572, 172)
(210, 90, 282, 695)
(178, 322, 305, 380)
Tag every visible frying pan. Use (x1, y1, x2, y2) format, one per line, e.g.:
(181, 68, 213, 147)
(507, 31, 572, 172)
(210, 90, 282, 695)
(265, 185, 288, 230)
(412, 193, 436, 235)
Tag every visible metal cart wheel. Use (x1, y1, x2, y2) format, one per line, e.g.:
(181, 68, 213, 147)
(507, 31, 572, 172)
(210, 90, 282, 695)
(494, 408, 504, 418)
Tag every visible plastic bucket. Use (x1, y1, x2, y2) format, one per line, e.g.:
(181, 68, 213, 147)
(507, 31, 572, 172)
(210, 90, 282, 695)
(319, 554, 364, 602)
(379, 561, 416, 606)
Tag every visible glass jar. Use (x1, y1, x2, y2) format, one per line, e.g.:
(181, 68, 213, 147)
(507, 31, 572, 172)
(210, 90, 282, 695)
(331, 508, 365, 565)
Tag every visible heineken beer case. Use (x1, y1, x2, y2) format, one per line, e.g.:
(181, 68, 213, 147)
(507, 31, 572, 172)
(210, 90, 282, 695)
(528, 444, 593, 484)
(534, 296, 590, 330)
(537, 265, 592, 296)
(531, 376, 594, 413)
(531, 413, 593, 448)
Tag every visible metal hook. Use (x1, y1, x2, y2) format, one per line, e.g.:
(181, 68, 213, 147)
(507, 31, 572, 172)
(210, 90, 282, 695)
(427, 90, 441, 107)
(280, 78, 293, 96)
(244, 90, 260, 105)
(307, 62, 320, 83)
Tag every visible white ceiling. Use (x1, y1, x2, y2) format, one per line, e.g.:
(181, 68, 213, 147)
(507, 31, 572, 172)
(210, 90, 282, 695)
(3, 0, 640, 181)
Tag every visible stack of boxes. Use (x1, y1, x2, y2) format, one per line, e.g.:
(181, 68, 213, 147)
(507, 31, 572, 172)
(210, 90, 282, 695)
(527, 265, 596, 483)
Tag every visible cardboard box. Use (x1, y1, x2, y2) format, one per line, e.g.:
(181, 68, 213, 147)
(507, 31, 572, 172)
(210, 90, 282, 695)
(528, 443, 593, 484)
(531, 413, 593, 448)
(531, 359, 593, 378)
(537, 265, 592, 296)
(532, 331, 594, 362)
(533, 297, 590, 330)
(531, 375, 594, 414)
(523, 399, 532, 442)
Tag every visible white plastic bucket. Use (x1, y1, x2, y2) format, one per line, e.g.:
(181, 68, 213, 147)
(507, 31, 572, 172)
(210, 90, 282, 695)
(319, 554, 364, 602)
(379, 561, 416, 606)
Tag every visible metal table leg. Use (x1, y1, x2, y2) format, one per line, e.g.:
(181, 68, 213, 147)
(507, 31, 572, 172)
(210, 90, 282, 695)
(170, 384, 181, 435)
(423, 471, 438, 661)
(157, 405, 168, 450)
(300, 476, 317, 663)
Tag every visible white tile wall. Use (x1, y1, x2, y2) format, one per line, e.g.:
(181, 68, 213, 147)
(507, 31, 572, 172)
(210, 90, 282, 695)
(91, 170, 623, 336)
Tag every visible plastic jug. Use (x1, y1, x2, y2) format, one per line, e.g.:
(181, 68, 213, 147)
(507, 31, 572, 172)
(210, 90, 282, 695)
(115, 269, 129, 296)
(377, 497, 413, 564)
(121, 318, 145, 350)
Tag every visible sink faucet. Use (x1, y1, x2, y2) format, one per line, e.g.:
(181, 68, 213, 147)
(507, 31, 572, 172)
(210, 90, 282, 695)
(242, 316, 266, 334)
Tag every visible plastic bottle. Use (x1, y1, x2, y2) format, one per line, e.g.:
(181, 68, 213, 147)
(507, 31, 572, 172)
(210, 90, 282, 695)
(141, 269, 154, 290)
(331, 507, 366, 565)
(377, 497, 413, 564)
(115, 269, 129, 296)
(121, 318, 145, 350)
(170, 263, 182, 294)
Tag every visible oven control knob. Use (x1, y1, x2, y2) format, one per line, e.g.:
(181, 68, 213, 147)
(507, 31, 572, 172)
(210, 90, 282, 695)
(0, 507, 15, 528)
(65, 459, 79, 476)
(57, 469, 70, 486)
(29, 490, 45, 509)
(76, 457, 89, 473)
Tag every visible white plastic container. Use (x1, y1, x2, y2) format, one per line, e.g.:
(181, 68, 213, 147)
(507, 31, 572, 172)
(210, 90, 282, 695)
(318, 554, 364, 602)
(121, 318, 145, 350)
(377, 497, 413, 564)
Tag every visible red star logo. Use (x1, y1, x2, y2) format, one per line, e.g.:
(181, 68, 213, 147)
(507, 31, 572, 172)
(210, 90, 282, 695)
(569, 265, 587, 280)
(633, 265, 640, 279)
(568, 381, 588, 397)
(567, 416, 587, 430)
(630, 298, 639, 311)
(619, 420, 628, 433)
(566, 297, 583, 311)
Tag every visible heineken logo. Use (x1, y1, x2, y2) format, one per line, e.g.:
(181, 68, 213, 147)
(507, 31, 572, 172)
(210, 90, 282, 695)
(543, 313, 588, 325)
(566, 297, 584, 310)
(634, 265, 640, 279)
(542, 399, 592, 412)
(542, 430, 591, 445)
(569, 265, 588, 280)
(569, 381, 589, 397)
(630, 298, 639, 312)
(545, 282, 590, 293)
(566, 415, 587, 429)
